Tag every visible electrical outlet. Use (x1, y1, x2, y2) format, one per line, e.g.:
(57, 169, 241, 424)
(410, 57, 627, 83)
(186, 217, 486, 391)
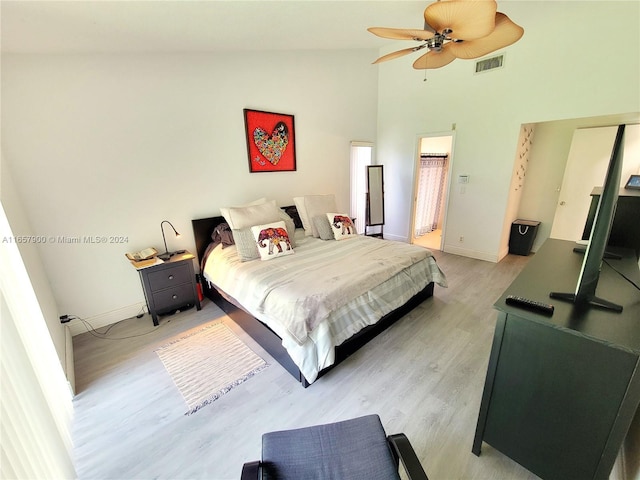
(59, 315, 70, 324)
(459, 235, 464, 243)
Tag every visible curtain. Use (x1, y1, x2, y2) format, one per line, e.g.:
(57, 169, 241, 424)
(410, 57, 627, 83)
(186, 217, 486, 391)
(414, 154, 448, 237)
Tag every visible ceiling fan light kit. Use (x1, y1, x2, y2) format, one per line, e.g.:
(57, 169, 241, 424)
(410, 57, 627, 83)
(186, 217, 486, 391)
(368, 0, 524, 70)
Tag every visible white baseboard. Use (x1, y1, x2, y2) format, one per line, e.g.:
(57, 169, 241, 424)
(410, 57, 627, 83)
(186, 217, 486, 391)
(443, 244, 499, 263)
(379, 234, 500, 263)
(383, 233, 408, 242)
(67, 302, 146, 336)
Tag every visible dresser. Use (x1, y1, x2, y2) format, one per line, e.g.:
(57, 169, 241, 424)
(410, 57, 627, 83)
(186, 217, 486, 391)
(135, 252, 202, 326)
(473, 239, 640, 479)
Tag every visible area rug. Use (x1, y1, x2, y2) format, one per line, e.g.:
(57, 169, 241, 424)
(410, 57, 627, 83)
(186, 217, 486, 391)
(155, 322, 268, 415)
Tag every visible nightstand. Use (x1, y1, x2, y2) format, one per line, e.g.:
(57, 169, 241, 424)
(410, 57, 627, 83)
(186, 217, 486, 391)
(132, 251, 202, 326)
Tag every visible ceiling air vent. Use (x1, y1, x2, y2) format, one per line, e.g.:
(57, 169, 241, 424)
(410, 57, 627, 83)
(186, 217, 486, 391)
(475, 54, 505, 74)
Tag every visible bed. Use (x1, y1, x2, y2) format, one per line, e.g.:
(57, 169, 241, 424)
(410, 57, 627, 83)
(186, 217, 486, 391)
(191, 204, 447, 387)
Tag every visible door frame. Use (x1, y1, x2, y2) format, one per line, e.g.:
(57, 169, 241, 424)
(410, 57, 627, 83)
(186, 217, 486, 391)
(409, 130, 456, 250)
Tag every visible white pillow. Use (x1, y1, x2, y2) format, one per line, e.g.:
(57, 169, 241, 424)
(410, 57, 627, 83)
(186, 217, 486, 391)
(250, 221, 294, 261)
(221, 200, 281, 230)
(326, 213, 357, 240)
(304, 194, 337, 237)
(293, 196, 312, 236)
(219, 197, 266, 224)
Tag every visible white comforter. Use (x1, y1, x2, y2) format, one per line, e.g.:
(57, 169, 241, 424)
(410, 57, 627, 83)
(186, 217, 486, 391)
(203, 232, 447, 382)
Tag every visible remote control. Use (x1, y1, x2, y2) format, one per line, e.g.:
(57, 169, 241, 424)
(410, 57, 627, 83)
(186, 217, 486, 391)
(505, 295, 554, 316)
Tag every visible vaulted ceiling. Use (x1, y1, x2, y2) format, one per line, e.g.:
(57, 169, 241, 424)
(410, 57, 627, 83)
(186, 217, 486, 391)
(1, 1, 436, 54)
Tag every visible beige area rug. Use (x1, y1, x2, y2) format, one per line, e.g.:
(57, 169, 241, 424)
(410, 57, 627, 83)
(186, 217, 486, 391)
(155, 322, 268, 415)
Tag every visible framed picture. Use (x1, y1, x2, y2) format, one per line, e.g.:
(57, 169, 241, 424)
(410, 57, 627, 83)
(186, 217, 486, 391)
(243, 109, 296, 172)
(625, 174, 640, 190)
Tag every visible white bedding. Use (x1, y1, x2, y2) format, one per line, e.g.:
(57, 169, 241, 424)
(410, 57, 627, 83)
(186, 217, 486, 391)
(203, 231, 447, 383)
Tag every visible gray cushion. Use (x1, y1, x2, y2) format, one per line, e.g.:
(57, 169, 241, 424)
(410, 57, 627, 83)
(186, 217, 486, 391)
(233, 228, 259, 261)
(261, 414, 400, 480)
(312, 215, 334, 241)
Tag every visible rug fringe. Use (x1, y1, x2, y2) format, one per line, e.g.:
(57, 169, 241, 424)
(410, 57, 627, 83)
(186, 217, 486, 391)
(185, 363, 269, 415)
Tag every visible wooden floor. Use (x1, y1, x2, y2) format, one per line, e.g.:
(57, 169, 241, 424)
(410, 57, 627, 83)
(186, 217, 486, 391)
(73, 250, 543, 480)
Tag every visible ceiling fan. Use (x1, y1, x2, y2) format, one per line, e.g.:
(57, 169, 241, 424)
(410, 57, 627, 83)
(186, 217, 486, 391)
(368, 0, 524, 69)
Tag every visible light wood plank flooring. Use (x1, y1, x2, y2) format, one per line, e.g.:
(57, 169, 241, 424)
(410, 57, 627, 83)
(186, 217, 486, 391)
(73, 251, 542, 480)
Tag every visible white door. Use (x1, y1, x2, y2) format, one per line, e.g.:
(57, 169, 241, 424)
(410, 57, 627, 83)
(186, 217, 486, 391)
(550, 126, 619, 241)
(551, 125, 640, 241)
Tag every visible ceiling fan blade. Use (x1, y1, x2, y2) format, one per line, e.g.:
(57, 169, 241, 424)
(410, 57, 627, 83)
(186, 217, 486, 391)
(373, 46, 426, 64)
(413, 44, 457, 69)
(447, 12, 524, 59)
(425, 0, 497, 40)
(367, 27, 435, 41)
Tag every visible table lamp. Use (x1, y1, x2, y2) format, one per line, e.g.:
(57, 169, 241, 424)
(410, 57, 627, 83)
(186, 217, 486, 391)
(158, 220, 181, 260)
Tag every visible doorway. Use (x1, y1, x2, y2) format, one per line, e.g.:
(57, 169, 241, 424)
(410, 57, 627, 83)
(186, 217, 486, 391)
(411, 132, 454, 250)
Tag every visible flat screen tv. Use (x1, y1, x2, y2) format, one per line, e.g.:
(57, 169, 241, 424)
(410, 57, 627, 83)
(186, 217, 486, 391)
(550, 124, 626, 312)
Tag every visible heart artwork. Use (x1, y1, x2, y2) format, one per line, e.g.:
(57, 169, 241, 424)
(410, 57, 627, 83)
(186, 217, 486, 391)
(253, 121, 289, 166)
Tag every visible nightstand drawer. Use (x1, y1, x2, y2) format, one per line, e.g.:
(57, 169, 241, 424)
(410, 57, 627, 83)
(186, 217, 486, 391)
(147, 264, 191, 291)
(152, 283, 196, 313)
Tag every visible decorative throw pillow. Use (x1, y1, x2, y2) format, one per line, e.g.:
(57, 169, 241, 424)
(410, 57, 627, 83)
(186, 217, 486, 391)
(313, 215, 334, 241)
(304, 194, 337, 237)
(233, 228, 260, 261)
(326, 213, 357, 240)
(250, 221, 294, 261)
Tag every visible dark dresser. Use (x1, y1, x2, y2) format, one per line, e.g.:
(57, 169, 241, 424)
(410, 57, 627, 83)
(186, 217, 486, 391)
(473, 239, 640, 479)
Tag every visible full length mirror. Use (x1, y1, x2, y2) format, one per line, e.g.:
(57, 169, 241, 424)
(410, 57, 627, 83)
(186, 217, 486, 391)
(367, 165, 385, 226)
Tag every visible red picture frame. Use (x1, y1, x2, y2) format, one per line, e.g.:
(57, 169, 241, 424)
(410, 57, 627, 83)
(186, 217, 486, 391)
(243, 109, 297, 173)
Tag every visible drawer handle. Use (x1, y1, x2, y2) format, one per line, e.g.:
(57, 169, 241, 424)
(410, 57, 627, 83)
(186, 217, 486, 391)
(172, 294, 178, 300)
(168, 275, 174, 280)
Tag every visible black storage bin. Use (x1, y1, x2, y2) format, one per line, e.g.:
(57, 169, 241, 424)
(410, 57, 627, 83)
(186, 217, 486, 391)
(509, 220, 540, 256)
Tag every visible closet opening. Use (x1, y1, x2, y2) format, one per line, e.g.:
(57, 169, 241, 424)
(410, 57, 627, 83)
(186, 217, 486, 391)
(411, 133, 454, 250)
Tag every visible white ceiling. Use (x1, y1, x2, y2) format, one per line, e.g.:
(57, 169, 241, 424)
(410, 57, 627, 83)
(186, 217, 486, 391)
(1, 0, 434, 54)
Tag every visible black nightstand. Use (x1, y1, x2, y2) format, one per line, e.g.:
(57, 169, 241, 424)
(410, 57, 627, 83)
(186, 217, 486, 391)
(133, 251, 202, 326)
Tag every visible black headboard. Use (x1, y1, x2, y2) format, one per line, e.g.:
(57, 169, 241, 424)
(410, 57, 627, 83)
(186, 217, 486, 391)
(191, 215, 226, 270)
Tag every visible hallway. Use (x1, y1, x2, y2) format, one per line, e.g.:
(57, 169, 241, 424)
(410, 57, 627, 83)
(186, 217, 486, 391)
(413, 229, 442, 251)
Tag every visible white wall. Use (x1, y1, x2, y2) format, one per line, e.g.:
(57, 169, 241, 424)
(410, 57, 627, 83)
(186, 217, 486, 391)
(0, 201, 75, 479)
(1, 151, 73, 388)
(375, 1, 640, 261)
(518, 118, 640, 253)
(2, 50, 378, 328)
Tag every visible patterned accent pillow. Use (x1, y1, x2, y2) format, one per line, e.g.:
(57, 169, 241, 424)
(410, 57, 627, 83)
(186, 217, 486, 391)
(326, 213, 357, 241)
(313, 215, 334, 241)
(250, 221, 295, 261)
(233, 228, 260, 261)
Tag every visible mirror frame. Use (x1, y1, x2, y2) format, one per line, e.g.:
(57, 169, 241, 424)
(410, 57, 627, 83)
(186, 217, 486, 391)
(366, 165, 385, 226)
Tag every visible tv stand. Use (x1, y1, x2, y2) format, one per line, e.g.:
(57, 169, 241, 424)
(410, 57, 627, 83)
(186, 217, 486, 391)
(548, 290, 623, 312)
(473, 239, 640, 479)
